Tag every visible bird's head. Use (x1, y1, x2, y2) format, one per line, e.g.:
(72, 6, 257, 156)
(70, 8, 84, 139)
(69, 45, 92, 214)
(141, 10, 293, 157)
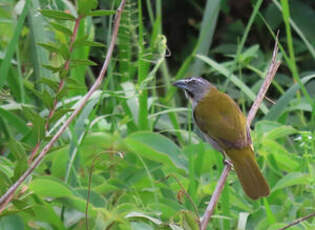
(173, 77, 213, 106)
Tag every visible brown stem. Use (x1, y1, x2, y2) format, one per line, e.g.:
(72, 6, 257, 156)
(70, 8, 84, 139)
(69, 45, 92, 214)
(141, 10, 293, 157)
(247, 31, 281, 127)
(27, 142, 40, 164)
(0, 0, 126, 211)
(45, 16, 81, 131)
(278, 212, 315, 230)
(31, 16, 82, 164)
(200, 163, 232, 230)
(200, 33, 280, 229)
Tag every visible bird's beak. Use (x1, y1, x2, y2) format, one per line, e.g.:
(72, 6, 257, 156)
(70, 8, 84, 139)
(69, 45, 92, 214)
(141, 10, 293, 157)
(172, 79, 188, 90)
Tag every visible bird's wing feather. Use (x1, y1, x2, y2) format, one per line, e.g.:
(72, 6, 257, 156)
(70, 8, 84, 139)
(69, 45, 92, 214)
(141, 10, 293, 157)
(194, 88, 248, 150)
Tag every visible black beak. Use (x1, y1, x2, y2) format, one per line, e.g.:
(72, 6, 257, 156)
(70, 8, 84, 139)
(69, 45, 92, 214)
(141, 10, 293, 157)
(172, 79, 189, 90)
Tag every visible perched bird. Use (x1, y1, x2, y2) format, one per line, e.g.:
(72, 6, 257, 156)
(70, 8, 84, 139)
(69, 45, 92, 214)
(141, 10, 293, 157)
(173, 77, 269, 200)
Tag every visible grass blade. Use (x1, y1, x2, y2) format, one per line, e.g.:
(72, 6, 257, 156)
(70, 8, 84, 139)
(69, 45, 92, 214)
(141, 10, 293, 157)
(0, 0, 29, 88)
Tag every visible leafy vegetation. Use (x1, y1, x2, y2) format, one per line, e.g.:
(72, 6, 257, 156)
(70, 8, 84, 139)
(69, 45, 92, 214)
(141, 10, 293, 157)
(0, 0, 314, 229)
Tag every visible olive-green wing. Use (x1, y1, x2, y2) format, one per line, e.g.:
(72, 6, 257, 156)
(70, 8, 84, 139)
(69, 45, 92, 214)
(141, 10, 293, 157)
(194, 89, 248, 150)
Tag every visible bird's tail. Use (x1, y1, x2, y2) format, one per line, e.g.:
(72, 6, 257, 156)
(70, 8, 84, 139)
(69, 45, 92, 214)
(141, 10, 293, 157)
(226, 146, 270, 200)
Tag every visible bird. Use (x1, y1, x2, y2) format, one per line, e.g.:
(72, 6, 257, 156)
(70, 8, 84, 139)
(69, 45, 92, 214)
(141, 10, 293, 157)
(173, 77, 269, 200)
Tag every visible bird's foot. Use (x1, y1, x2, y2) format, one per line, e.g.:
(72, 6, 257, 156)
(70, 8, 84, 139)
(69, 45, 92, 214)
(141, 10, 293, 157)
(224, 159, 233, 169)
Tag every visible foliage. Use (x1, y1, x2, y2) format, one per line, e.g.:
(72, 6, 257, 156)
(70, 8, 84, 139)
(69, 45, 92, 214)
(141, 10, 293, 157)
(0, 0, 314, 229)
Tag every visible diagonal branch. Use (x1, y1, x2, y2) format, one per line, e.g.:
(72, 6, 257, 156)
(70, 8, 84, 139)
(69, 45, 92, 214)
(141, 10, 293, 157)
(0, 0, 126, 211)
(200, 33, 280, 230)
(278, 212, 315, 230)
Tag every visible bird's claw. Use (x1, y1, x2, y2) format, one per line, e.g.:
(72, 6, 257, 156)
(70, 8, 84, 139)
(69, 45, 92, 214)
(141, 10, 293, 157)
(224, 159, 233, 169)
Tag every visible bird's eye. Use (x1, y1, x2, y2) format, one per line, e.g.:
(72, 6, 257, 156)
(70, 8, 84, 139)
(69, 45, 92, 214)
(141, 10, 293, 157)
(186, 90, 194, 98)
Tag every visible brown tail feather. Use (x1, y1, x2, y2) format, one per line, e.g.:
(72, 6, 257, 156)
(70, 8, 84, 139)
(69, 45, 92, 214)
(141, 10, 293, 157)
(226, 146, 270, 200)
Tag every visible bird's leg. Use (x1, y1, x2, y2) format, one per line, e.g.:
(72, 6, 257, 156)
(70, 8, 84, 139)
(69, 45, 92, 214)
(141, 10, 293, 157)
(221, 151, 233, 169)
(224, 159, 233, 168)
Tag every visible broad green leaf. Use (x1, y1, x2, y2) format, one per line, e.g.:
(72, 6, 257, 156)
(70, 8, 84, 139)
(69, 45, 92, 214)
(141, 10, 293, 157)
(8, 139, 28, 181)
(0, 108, 30, 135)
(75, 189, 106, 208)
(29, 177, 73, 198)
(87, 10, 116, 17)
(70, 59, 97, 67)
(40, 9, 76, 21)
(78, 0, 97, 16)
(50, 22, 72, 36)
(41, 89, 55, 109)
(0, 0, 29, 88)
(265, 74, 315, 120)
(38, 78, 59, 91)
(30, 205, 66, 230)
(190, 0, 221, 75)
(73, 40, 105, 48)
(37, 42, 60, 54)
(0, 215, 24, 230)
(272, 172, 310, 192)
(23, 107, 46, 140)
(49, 108, 73, 124)
(124, 132, 187, 172)
(263, 125, 297, 140)
(126, 212, 162, 225)
(180, 210, 199, 230)
(0, 157, 14, 178)
(262, 139, 299, 172)
(42, 64, 62, 73)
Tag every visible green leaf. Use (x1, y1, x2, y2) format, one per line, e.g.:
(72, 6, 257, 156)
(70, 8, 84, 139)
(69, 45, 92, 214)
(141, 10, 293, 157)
(180, 210, 199, 230)
(58, 43, 71, 60)
(78, 0, 98, 16)
(40, 9, 76, 21)
(50, 22, 72, 36)
(0, 108, 30, 135)
(124, 132, 187, 172)
(37, 42, 60, 54)
(126, 212, 162, 225)
(87, 10, 116, 17)
(41, 89, 55, 109)
(264, 125, 297, 140)
(73, 40, 105, 48)
(38, 78, 59, 91)
(0, 215, 24, 230)
(23, 107, 46, 140)
(42, 64, 62, 73)
(49, 108, 73, 124)
(265, 74, 315, 120)
(70, 59, 97, 67)
(272, 172, 310, 192)
(190, 0, 221, 75)
(7, 139, 28, 181)
(29, 177, 73, 198)
(0, 0, 29, 88)
(262, 139, 299, 172)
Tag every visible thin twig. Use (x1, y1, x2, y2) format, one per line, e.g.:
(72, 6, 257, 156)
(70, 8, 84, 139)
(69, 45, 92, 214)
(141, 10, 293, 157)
(29, 16, 82, 163)
(200, 33, 280, 230)
(278, 212, 315, 230)
(0, 0, 126, 211)
(247, 31, 281, 127)
(200, 163, 232, 230)
(166, 174, 200, 220)
(85, 151, 119, 230)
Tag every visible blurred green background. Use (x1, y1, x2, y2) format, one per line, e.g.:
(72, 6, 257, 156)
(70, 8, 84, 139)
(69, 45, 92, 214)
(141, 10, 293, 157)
(0, 0, 314, 229)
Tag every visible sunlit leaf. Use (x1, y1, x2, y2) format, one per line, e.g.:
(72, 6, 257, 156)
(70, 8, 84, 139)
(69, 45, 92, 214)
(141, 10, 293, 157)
(40, 10, 76, 21)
